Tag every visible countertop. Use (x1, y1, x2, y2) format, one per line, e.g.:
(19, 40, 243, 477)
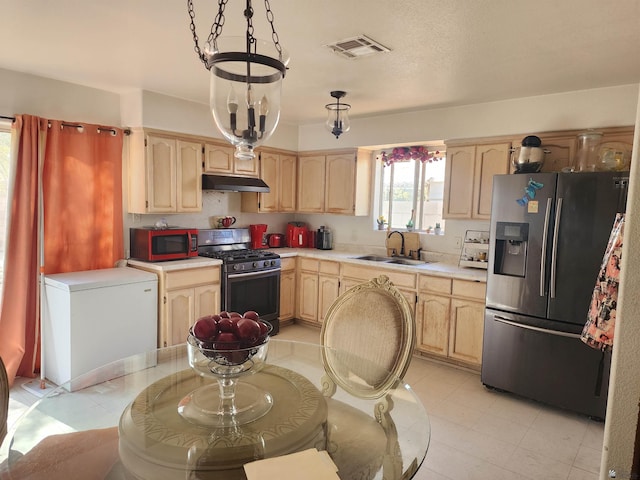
(126, 249, 487, 282)
(127, 256, 222, 272)
(268, 248, 487, 283)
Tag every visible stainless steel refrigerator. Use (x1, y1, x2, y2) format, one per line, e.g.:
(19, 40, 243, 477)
(482, 171, 629, 419)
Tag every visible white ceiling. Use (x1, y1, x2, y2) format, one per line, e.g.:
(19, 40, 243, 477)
(1, 0, 640, 126)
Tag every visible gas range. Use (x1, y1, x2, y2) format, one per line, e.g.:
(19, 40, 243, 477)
(197, 228, 280, 273)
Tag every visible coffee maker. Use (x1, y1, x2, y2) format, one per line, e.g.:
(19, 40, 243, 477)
(249, 224, 268, 249)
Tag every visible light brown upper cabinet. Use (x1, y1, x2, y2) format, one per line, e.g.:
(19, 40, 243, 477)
(241, 148, 297, 213)
(297, 149, 372, 215)
(128, 129, 202, 214)
(203, 142, 259, 177)
(443, 142, 511, 220)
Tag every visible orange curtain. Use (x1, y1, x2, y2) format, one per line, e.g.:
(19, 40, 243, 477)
(0, 115, 46, 385)
(43, 121, 124, 274)
(0, 116, 124, 386)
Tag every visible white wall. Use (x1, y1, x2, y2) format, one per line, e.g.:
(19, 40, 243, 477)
(298, 84, 639, 151)
(0, 68, 121, 126)
(599, 85, 640, 479)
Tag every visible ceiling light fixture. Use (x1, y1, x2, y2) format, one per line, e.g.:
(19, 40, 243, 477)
(325, 91, 351, 139)
(187, 0, 289, 160)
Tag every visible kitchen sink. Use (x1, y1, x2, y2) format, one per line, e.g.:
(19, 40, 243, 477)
(352, 254, 429, 266)
(354, 255, 393, 262)
(386, 258, 427, 265)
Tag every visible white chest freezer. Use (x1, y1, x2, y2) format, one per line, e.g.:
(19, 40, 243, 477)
(43, 267, 158, 390)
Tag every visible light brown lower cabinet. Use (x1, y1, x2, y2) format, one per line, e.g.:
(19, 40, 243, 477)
(339, 264, 417, 319)
(296, 258, 340, 324)
(128, 264, 220, 348)
(416, 275, 485, 367)
(279, 258, 296, 321)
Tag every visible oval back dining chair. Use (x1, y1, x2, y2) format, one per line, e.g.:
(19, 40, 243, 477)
(319, 275, 418, 480)
(320, 274, 416, 399)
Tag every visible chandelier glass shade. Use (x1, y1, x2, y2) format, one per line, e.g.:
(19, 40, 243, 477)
(325, 91, 351, 139)
(188, 0, 288, 160)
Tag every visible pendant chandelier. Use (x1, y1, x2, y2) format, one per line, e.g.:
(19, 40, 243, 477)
(187, 0, 289, 160)
(325, 91, 351, 139)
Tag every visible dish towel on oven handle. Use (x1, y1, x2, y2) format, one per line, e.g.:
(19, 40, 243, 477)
(581, 213, 625, 352)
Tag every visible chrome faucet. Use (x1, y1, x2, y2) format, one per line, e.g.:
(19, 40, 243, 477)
(387, 231, 405, 256)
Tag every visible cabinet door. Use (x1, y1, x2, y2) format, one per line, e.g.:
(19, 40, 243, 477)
(539, 136, 576, 173)
(448, 298, 484, 365)
(176, 140, 203, 212)
(279, 270, 296, 321)
(167, 288, 195, 347)
(472, 142, 511, 219)
(298, 272, 319, 321)
(417, 293, 450, 356)
(194, 284, 220, 319)
(443, 146, 475, 218)
(279, 154, 297, 212)
(325, 153, 356, 214)
(297, 155, 326, 213)
(318, 275, 340, 324)
(203, 143, 234, 174)
(258, 151, 279, 212)
(147, 135, 177, 212)
(234, 153, 259, 177)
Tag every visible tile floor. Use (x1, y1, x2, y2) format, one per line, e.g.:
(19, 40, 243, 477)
(6, 322, 605, 480)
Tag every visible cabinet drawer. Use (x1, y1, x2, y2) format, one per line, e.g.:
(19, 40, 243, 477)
(419, 275, 452, 294)
(319, 260, 340, 276)
(165, 267, 220, 290)
(299, 258, 319, 272)
(341, 264, 416, 290)
(452, 279, 486, 300)
(280, 257, 296, 272)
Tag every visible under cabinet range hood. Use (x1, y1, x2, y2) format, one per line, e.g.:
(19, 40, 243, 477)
(201, 175, 270, 193)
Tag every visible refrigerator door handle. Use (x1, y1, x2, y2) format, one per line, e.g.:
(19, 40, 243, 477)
(493, 315, 581, 339)
(540, 197, 553, 297)
(550, 197, 563, 298)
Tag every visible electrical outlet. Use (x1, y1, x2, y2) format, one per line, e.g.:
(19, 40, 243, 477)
(454, 236, 462, 249)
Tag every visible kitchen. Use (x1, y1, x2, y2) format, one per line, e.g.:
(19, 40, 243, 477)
(1, 1, 640, 478)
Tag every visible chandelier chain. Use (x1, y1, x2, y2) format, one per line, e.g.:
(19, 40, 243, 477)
(187, 0, 228, 66)
(264, 0, 283, 58)
(208, 0, 229, 50)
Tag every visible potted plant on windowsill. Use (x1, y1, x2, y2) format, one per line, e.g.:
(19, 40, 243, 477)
(376, 216, 387, 230)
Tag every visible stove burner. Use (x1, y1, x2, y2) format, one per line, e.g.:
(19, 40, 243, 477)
(199, 248, 279, 262)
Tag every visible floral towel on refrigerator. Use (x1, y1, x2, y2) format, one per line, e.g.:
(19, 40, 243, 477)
(581, 213, 625, 352)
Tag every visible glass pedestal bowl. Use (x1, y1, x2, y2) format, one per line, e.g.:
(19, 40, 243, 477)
(178, 323, 273, 427)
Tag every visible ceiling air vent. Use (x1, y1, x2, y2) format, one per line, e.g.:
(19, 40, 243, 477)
(325, 35, 391, 59)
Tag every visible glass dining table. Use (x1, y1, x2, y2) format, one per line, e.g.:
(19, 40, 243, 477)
(0, 339, 430, 480)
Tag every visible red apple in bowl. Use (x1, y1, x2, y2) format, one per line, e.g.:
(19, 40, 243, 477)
(233, 317, 261, 344)
(193, 315, 218, 342)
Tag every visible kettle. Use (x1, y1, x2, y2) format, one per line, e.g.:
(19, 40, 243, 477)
(316, 226, 333, 250)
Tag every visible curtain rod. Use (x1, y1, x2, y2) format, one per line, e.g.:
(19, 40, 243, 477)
(0, 115, 130, 135)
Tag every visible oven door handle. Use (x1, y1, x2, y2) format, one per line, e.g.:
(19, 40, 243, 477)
(227, 268, 281, 279)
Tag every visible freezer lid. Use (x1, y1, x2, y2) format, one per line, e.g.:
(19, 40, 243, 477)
(44, 267, 158, 292)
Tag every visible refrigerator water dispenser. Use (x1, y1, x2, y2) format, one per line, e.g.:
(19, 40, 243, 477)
(493, 222, 529, 277)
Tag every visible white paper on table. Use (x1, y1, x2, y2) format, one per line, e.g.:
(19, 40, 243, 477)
(243, 448, 340, 480)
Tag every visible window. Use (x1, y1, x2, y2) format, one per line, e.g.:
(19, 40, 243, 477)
(378, 147, 446, 232)
(0, 125, 10, 297)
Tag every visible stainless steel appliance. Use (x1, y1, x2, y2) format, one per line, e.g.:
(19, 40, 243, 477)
(482, 171, 629, 419)
(316, 226, 333, 250)
(197, 228, 281, 334)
